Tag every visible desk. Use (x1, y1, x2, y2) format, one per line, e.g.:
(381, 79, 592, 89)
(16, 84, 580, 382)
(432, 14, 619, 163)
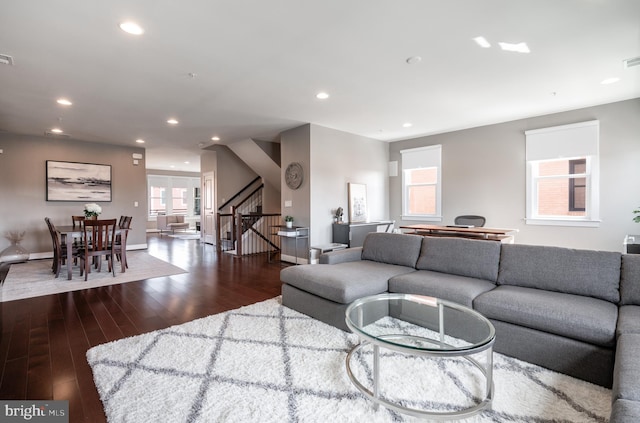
(56, 225, 128, 280)
(400, 224, 517, 242)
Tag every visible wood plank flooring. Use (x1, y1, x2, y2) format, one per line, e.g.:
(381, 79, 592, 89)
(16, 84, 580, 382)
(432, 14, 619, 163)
(0, 234, 286, 422)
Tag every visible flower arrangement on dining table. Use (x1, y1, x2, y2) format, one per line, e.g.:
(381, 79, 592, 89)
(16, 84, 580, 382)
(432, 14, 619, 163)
(84, 203, 102, 218)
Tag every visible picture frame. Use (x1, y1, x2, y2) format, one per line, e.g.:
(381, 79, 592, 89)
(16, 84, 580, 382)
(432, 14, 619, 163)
(46, 160, 112, 202)
(348, 182, 368, 223)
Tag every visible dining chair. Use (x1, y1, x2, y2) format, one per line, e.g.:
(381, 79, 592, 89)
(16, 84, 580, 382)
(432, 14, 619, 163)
(71, 215, 85, 228)
(114, 216, 132, 271)
(45, 217, 76, 278)
(454, 215, 486, 227)
(77, 218, 117, 281)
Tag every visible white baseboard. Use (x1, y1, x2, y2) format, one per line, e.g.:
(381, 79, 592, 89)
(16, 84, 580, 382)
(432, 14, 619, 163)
(280, 254, 309, 265)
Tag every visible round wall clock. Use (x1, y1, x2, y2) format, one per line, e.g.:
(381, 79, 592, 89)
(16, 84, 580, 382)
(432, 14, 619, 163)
(285, 162, 304, 190)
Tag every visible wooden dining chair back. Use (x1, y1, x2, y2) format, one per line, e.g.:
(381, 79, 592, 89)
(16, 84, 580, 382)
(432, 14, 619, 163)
(114, 216, 132, 271)
(71, 215, 85, 228)
(78, 218, 117, 281)
(45, 217, 67, 278)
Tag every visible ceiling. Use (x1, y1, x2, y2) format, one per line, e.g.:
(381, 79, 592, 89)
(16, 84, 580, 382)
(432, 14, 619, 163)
(1, 1, 638, 173)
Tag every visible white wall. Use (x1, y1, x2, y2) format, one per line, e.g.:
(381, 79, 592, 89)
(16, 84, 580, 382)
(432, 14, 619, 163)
(310, 124, 389, 245)
(389, 98, 640, 252)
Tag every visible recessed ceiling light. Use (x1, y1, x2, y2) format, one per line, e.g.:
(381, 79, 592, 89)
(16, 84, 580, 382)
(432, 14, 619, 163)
(211, 136, 220, 141)
(402, 122, 413, 128)
(316, 92, 329, 100)
(136, 139, 145, 144)
(184, 161, 190, 164)
(50, 128, 63, 134)
(406, 56, 422, 64)
(601, 77, 620, 85)
(56, 98, 72, 106)
(119, 21, 144, 35)
(498, 42, 530, 53)
(169, 165, 175, 169)
(473, 36, 491, 48)
(167, 118, 179, 125)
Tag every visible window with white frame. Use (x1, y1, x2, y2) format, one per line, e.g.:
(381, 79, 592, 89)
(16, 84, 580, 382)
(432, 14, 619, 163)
(525, 120, 600, 227)
(147, 175, 201, 218)
(401, 145, 442, 221)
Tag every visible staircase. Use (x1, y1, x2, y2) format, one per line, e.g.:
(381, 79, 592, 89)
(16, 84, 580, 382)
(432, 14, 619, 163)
(216, 177, 281, 256)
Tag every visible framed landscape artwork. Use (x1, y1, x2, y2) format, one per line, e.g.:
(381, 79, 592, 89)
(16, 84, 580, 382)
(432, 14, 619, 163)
(46, 160, 112, 201)
(348, 182, 368, 223)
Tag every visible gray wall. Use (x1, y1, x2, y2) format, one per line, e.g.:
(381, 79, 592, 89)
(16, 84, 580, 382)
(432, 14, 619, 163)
(310, 124, 389, 245)
(389, 98, 640, 252)
(204, 145, 259, 210)
(0, 133, 147, 255)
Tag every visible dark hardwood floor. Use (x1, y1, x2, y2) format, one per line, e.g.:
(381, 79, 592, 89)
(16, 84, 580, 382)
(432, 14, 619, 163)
(0, 234, 286, 422)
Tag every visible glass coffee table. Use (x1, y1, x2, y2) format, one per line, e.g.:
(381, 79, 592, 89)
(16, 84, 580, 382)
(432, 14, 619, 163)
(345, 293, 495, 420)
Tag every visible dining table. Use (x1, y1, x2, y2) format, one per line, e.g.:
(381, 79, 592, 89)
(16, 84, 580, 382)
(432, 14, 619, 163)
(55, 224, 128, 280)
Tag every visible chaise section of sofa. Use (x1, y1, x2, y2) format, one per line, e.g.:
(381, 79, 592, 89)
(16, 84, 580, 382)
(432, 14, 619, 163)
(281, 233, 423, 330)
(473, 243, 621, 387)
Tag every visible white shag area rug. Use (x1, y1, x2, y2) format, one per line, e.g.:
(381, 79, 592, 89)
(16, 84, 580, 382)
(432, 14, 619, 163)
(87, 298, 611, 423)
(1, 251, 187, 302)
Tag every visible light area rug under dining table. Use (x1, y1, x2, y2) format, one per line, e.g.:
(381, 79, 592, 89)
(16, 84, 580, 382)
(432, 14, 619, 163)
(0, 251, 187, 302)
(87, 297, 611, 423)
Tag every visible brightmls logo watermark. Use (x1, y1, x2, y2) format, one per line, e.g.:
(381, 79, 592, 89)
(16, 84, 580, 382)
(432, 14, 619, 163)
(0, 401, 68, 422)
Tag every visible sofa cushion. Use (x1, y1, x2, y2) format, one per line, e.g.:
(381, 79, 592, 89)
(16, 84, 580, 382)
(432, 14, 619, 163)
(280, 261, 415, 304)
(620, 254, 640, 305)
(610, 399, 640, 423)
(497, 244, 621, 303)
(361, 233, 423, 268)
(388, 270, 496, 308)
(617, 305, 640, 337)
(416, 237, 501, 282)
(613, 334, 640, 401)
(474, 285, 618, 347)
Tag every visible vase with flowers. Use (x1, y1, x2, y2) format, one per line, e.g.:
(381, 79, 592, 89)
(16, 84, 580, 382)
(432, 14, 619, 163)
(84, 203, 102, 219)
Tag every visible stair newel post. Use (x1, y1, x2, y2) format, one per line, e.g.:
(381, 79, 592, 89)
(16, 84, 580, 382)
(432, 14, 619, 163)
(236, 210, 243, 255)
(215, 213, 221, 253)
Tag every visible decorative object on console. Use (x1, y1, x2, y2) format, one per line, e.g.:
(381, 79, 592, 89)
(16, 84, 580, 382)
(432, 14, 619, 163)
(333, 206, 344, 223)
(347, 182, 367, 223)
(285, 162, 304, 190)
(84, 203, 102, 218)
(46, 160, 112, 202)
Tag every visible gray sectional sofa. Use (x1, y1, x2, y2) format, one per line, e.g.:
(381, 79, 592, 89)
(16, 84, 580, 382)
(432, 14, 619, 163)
(280, 232, 640, 423)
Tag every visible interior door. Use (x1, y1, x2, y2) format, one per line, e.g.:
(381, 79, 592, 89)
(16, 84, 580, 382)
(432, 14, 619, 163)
(202, 171, 216, 244)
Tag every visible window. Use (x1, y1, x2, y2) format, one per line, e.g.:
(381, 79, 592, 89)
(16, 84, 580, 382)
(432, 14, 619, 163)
(569, 159, 586, 212)
(147, 175, 201, 218)
(400, 145, 442, 221)
(525, 121, 599, 227)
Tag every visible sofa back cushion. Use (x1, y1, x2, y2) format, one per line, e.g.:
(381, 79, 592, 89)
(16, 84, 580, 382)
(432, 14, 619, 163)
(416, 237, 501, 282)
(497, 244, 621, 303)
(361, 233, 423, 268)
(620, 254, 640, 305)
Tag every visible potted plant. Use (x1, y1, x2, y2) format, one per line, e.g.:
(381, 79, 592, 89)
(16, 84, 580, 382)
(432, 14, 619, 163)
(627, 207, 640, 254)
(284, 215, 294, 228)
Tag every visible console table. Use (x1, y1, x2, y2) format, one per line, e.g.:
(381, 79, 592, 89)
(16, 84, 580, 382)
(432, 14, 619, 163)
(332, 221, 394, 248)
(400, 224, 517, 243)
